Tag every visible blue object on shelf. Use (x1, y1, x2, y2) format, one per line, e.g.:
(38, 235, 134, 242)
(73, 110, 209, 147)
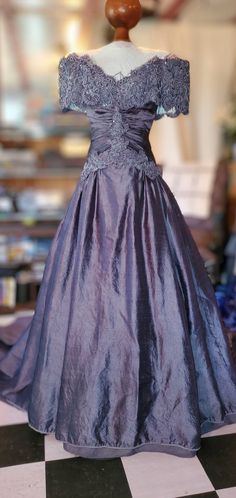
(215, 276, 236, 333)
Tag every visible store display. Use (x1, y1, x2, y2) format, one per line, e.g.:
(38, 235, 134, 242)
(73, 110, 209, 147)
(0, 148, 37, 177)
(0, 0, 236, 466)
(0, 40, 236, 462)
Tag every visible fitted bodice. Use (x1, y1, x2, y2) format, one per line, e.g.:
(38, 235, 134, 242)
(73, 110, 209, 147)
(84, 104, 159, 181)
(58, 52, 190, 181)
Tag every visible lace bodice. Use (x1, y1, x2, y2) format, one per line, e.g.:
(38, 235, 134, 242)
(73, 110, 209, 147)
(58, 52, 190, 181)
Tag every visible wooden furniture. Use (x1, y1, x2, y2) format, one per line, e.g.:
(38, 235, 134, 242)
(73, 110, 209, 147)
(0, 166, 82, 314)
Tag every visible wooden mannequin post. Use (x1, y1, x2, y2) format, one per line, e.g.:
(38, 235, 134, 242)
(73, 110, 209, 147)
(105, 0, 142, 42)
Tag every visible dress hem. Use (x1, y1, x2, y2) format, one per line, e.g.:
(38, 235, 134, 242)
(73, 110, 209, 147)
(1, 394, 236, 460)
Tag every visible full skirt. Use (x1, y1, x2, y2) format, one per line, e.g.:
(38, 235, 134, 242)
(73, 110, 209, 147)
(1, 164, 236, 459)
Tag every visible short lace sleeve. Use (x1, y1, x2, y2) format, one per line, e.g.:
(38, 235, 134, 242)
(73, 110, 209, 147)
(155, 56, 190, 120)
(58, 53, 84, 113)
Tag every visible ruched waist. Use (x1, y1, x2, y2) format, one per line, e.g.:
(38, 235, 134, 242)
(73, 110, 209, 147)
(80, 105, 162, 182)
(88, 106, 154, 155)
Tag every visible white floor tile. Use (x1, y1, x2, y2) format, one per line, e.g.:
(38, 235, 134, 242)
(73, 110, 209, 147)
(201, 423, 236, 438)
(44, 434, 74, 461)
(0, 401, 28, 426)
(121, 452, 214, 498)
(0, 461, 46, 498)
(217, 488, 236, 498)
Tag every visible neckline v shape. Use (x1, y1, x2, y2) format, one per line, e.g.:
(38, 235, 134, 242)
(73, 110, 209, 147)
(72, 52, 174, 83)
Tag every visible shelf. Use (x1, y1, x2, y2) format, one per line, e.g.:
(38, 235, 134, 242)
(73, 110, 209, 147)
(0, 223, 58, 237)
(0, 301, 35, 315)
(0, 167, 83, 179)
(0, 159, 81, 312)
(0, 209, 62, 238)
(0, 211, 64, 223)
(0, 257, 46, 269)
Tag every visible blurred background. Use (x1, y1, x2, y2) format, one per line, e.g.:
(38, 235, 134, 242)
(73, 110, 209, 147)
(1, 0, 236, 349)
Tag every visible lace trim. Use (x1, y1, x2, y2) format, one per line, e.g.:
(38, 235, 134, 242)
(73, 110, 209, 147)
(155, 57, 190, 119)
(80, 147, 161, 182)
(80, 52, 172, 84)
(58, 52, 190, 117)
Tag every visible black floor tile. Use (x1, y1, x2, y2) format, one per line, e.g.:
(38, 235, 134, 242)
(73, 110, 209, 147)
(176, 492, 218, 498)
(0, 423, 44, 468)
(46, 457, 132, 498)
(197, 433, 236, 489)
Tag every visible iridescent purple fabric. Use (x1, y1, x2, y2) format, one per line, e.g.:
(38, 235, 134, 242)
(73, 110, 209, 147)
(1, 52, 236, 460)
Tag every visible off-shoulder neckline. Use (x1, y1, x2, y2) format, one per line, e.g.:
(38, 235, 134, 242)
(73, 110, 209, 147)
(69, 51, 176, 84)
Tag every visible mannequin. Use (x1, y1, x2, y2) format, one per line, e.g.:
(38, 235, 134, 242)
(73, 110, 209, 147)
(80, 0, 169, 81)
(1, 0, 236, 466)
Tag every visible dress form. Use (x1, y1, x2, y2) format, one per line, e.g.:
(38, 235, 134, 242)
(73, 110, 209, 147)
(86, 41, 169, 81)
(80, 0, 169, 80)
(3, 5, 236, 465)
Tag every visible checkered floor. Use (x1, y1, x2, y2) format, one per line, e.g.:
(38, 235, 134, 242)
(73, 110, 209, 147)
(0, 402, 236, 498)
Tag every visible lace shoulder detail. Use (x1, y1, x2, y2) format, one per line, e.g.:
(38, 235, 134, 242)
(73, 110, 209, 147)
(58, 52, 190, 117)
(155, 56, 190, 119)
(58, 53, 85, 113)
(58, 53, 115, 113)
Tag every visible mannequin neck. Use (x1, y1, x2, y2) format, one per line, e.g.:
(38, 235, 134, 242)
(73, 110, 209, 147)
(113, 27, 131, 42)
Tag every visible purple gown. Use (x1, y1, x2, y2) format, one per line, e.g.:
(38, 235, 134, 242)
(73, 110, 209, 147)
(1, 52, 236, 460)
